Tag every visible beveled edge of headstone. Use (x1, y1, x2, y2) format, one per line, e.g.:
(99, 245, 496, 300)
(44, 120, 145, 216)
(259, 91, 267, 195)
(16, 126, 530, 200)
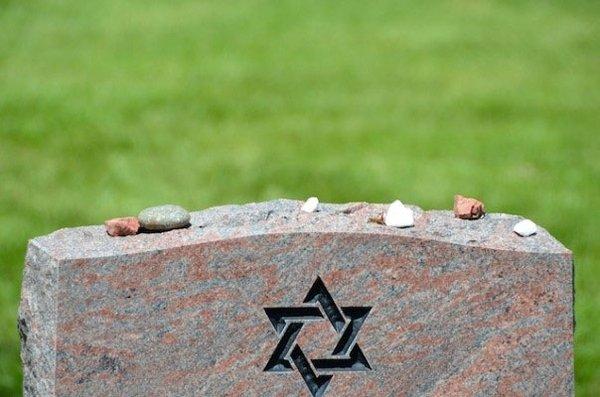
(29, 199, 571, 261)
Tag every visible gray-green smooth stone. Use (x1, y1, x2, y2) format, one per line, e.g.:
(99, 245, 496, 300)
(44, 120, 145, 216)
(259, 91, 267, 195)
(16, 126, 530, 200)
(138, 204, 191, 231)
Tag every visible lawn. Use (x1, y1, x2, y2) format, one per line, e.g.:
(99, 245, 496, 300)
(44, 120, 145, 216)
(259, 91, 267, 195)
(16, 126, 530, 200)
(1, 0, 598, 395)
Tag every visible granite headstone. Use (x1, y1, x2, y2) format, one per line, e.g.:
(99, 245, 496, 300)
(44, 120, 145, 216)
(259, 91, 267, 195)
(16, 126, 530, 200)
(19, 200, 574, 396)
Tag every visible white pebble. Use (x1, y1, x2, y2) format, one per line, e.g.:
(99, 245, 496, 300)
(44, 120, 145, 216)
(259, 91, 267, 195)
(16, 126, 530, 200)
(384, 200, 414, 228)
(513, 219, 537, 237)
(301, 197, 319, 213)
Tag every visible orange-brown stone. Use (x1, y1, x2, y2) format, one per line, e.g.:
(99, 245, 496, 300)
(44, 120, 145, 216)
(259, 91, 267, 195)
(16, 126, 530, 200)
(104, 217, 140, 237)
(453, 195, 485, 219)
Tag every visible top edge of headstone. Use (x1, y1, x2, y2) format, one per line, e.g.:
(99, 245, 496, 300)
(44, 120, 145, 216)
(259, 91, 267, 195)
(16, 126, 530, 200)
(29, 199, 571, 261)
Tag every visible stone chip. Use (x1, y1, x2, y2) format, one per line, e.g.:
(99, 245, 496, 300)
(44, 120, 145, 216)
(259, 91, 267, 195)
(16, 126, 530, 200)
(104, 217, 139, 237)
(453, 194, 485, 220)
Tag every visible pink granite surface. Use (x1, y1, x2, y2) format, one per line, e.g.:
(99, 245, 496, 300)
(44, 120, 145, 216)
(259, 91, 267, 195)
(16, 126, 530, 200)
(19, 199, 573, 396)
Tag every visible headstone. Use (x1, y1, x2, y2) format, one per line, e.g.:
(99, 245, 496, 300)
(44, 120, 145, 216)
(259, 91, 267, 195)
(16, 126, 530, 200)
(19, 199, 574, 396)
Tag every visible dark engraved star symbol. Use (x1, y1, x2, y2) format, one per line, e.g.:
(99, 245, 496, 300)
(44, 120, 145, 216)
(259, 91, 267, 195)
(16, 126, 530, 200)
(264, 277, 372, 397)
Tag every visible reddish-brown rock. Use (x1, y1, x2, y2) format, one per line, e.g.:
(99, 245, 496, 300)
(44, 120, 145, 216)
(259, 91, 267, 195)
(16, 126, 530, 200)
(104, 217, 140, 237)
(454, 194, 485, 219)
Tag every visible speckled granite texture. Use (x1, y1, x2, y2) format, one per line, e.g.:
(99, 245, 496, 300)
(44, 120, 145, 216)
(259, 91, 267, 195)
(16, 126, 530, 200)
(19, 199, 574, 396)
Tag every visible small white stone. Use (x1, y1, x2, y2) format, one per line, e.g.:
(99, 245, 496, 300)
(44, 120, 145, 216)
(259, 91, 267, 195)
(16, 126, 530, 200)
(301, 197, 319, 213)
(513, 219, 537, 237)
(384, 200, 414, 228)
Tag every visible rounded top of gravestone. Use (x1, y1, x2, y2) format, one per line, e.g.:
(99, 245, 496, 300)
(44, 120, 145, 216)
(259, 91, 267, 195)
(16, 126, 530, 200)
(30, 199, 570, 261)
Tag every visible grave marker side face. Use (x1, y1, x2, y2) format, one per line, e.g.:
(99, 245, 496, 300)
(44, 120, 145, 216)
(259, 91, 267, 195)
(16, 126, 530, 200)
(19, 200, 574, 396)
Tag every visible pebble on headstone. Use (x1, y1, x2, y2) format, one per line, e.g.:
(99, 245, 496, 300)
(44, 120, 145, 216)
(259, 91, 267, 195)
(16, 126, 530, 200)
(384, 200, 414, 228)
(300, 197, 319, 213)
(453, 194, 485, 219)
(368, 213, 385, 225)
(104, 217, 140, 237)
(19, 199, 573, 396)
(138, 204, 191, 231)
(513, 219, 538, 237)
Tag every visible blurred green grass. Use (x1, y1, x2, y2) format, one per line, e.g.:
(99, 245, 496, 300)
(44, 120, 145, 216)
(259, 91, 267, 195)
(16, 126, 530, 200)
(1, 0, 598, 395)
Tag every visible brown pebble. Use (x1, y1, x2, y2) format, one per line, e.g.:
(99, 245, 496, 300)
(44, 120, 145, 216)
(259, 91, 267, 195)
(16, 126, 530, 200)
(105, 217, 140, 237)
(368, 213, 385, 225)
(342, 203, 367, 214)
(454, 195, 485, 220)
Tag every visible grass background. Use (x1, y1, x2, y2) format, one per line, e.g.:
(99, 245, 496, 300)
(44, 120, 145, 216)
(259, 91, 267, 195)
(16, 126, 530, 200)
(1, 0, 598, 395)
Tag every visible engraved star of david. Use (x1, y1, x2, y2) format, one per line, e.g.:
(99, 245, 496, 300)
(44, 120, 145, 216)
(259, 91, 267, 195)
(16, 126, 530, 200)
(264, 277, 372, 397)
